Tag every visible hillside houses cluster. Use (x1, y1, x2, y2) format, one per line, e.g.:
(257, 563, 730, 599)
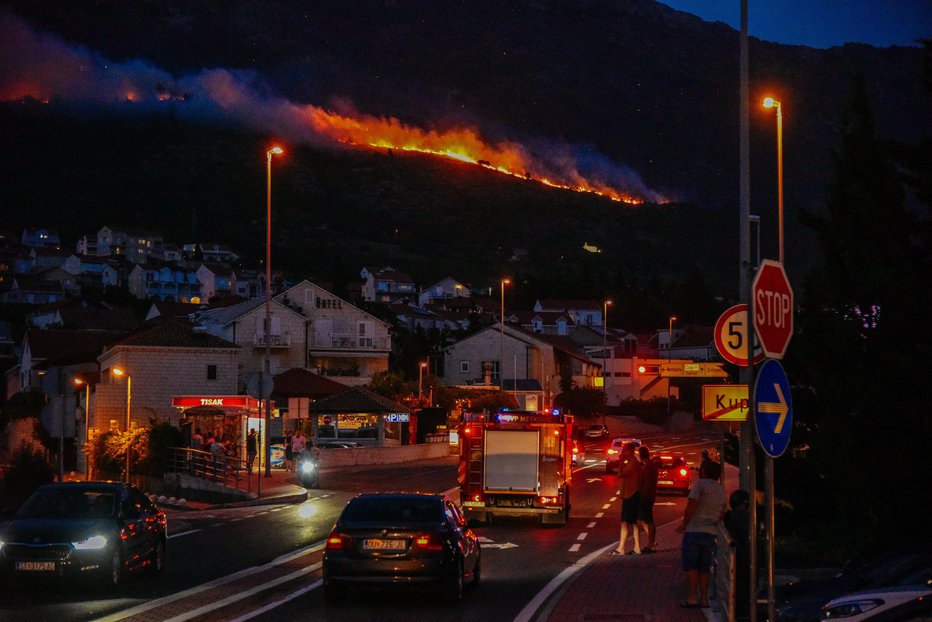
(1, 226, 719, 474)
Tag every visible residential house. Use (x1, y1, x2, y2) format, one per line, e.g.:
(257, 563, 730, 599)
(233, 268, 262, 299)
(193, 280, 391, 389)
(182, 243, 239, 264)
(442, 324, 602, 410)
(30, 247, 70, 271)
(128, 262, 203, 302)
(21, 227, 61, 249)
(96, 226, 162, 263)
(509, 310, 574, 335)
(271, 367, 348, 430)
(94, 319, 239, 430)
(390, 299, 466, 332)
(63, 255, 121, 290)
(35, 266, 81, 297)
(663, 324, 716, 361)
(0, 275, 65, 305)
(28, 299, 139, 331)
(360, 266, 416, 302)
(196, 263, 235, 301)
(534, 299, 604, 327)
(417, 277, 470, 306)
(145, 300, 207, 322)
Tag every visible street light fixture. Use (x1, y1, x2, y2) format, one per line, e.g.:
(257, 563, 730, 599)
(763, 97, 784, 263)
(111, 367, 132, 483)
(73, 377, 91, 480)
(418, 361, 428, 405)
(500, 278, 511, 388)
(667, 316, 677, 415)
(264, 145, 283, 479)
(602, 299, 612, 425)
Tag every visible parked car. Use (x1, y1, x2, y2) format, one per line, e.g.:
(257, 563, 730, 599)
(0, 481, 166, 587)
(322, 492, 480, 602)
(605, 437, 642, 473)
(571, 440, 586, 466)
(584, 424, 610, 440)
(821, 584, 932, 620)
(655, 454, 692, 496)
(765, 546, 932, 622)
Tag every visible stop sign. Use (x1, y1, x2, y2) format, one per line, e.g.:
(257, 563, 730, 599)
(752, 260, 793, 359)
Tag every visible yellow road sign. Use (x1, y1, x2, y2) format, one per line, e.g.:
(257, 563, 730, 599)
(660, 362, 728, 378)
(702, 384, 749, 421)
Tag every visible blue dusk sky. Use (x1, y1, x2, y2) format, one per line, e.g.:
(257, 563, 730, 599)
(660, 1, 931, 48)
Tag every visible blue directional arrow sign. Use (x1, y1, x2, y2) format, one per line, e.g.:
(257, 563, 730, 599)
(754, 360, 793, 458)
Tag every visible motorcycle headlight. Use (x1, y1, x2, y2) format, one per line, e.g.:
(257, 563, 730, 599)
(72, 535, 108, 550)
(299, 461, 315, 474)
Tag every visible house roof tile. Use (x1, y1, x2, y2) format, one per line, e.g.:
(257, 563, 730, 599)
(307, 386, 410, 414)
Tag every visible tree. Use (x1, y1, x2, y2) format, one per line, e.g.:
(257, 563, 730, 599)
(554, 387, 606, 418)
(793, 75, 932, 551)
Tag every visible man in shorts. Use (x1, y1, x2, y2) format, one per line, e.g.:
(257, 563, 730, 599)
(637, 445, 659, 553)
(676, 459, 727, 608)
(611, 442, 643, 555)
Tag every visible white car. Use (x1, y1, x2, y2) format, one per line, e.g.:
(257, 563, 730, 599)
(604, 436, 641, 473)
(821, 585, 932, 620)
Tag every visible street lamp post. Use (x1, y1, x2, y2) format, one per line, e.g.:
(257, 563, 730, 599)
(264, 145, 283, 479)
(500, 278, 511, 389)
(418, 361, 428, 405)
(74, 377, 91, 480)
(763, 97, 784, 263)
(667, 315, 677, 414)
(602, 299, 612, 426)
(112, 367, 132, 483)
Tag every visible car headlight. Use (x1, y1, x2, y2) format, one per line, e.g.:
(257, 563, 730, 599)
(0, 539, 5, 552)
(821, 599, 883, 618)
(299, 461, 316, 474)
(72, 535, 108, 550)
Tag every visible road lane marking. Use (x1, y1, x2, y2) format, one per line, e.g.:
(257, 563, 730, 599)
(225, 580, 322, 622)
(595, 512, 604, 518)
(609, 496, 618, 502)
(601, 504, 611, 510)
(168, 529, 201, 539)
(568, 544, 581, 552)
(587, 521, 596, 528)
(577, 532, 587, 540)
(94, 541, 325, 622)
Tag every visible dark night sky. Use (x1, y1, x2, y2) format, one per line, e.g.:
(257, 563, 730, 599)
(661, 0, 931, 48)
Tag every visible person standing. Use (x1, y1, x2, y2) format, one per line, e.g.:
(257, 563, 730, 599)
(284, 431, 294, 471)
(191, 428, 204, 451)
(637, 445, 659, 553)
(611, 442, 643, 555)
(676, 460, 727, 608)
(246, 428, 258, 474)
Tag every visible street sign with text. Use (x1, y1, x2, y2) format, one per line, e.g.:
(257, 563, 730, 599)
(659, 362, 727, 378)
(752, 260, 794, 359)
(702, 384, 749, 421)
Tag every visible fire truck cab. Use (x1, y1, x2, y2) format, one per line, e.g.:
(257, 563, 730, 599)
(458, 410, 573, 526)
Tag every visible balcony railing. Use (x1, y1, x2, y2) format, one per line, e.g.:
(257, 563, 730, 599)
(253, 332, 291, 348)
(310, 334, 390, 351)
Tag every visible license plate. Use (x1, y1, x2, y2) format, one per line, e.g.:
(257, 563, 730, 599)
(659, 480, 673, 485)
(16, 561, 56, 572)
(363, 538, 406, 550)
(463, 501, 485, 507)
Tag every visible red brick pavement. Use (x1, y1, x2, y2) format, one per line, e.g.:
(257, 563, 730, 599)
(542, 521, 715, 622)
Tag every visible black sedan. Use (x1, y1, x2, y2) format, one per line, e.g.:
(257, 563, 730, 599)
(322, 493, 481, 602)
(0, 481, 167, 587)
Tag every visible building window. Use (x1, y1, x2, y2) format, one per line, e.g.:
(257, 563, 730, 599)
(460, 361, 470, 373)
(207, 365, 217, 380)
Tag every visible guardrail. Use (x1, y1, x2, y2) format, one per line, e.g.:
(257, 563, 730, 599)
(714, 521, 736, 622)
(167, 447, 249, 490)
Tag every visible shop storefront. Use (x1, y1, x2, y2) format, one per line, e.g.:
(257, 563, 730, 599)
(171, 395, 269, 460)
(308, 387, 412, 447)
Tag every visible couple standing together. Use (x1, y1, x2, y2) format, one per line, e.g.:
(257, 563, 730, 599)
(611, 442, 658, 556)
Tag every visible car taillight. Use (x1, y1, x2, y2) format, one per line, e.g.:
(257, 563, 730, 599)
(679, 468, 689, 477)
(326, 531, 351, 551)
(572, 446, 579, 454)
(414, 533, 444, 551)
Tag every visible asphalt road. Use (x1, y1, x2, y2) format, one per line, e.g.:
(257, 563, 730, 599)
(0, 429, 721, 622)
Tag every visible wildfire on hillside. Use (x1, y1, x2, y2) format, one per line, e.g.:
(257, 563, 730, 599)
(0, 10, 665, 206)
(306, 108, 645, 204)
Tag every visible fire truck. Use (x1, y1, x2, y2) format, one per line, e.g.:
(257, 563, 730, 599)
(457, 410, 573, 526)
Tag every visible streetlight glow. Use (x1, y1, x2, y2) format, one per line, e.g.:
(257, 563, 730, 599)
(762, 97, 784, 263)
(112, 367, 132, 483)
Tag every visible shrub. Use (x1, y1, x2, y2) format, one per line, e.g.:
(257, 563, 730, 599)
(0, 443, 54, 512)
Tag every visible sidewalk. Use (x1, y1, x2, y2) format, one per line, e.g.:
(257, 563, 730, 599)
(542, 521, 722, 622)
(158, 467, 308, 511)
